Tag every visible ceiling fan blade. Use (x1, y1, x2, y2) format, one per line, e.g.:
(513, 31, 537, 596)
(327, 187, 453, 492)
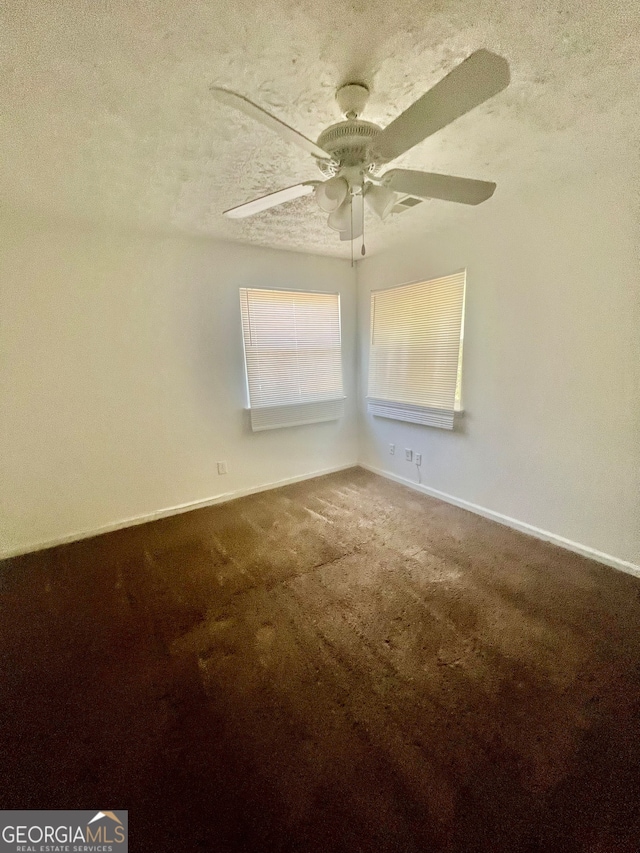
(374, 49, 510, 162)
(339, 194, 364, 241)
(383, 169, 496, 205)
(223, 182, 318, 219)
(211, 87, 332, 161)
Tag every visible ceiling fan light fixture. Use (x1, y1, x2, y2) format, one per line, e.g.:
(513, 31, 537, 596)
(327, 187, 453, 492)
(315, 176, 349, 213)
(215, 50, 509, 228)
(365, 184, 396, 220)
(327, 196, 352, 232)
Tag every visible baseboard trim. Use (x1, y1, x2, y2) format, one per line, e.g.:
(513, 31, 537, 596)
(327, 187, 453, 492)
(1, 463, 358, 560)
(359, 464, 640, 579)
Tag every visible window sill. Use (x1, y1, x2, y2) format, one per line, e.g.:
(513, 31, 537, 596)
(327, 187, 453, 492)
(367, 398, 462, 430)
(248, 398, 345, 431)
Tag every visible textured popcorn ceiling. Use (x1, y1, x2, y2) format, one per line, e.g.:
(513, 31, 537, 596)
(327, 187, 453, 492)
(1, 0, 638, 257)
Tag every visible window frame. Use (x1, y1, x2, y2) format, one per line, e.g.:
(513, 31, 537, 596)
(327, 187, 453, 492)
(239, 286, 345, 432)
(367, 270, 466, 430)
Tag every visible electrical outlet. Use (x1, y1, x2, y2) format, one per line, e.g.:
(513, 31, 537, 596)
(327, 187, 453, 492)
(217, 461, 228, 475)
(389, 443, 395, 455)
(415, 453, 422, 466)
(405, 448, 413, 462)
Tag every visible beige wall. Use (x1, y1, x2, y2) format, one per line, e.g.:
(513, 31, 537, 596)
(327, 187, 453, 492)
(0, 217, 358, 556)
(357, 168, 640, 569)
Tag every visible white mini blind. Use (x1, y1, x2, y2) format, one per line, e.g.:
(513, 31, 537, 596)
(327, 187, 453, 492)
(367, 270, 466, 430)
(239, 287, 344, 431)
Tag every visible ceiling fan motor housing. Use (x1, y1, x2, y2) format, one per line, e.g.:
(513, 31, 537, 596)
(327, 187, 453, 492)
(315, 120, 389, 177)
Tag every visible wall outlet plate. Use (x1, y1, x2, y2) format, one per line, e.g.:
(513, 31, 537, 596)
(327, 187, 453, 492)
(415, 453, 422, 466)
(405, 449, 413, 461)
(389, 443, 395, 455)
(217, 461, 228, 474)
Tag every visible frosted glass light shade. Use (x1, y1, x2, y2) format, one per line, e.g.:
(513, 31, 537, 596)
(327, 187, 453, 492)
(316, 177, 349, 213)
(327, 197, 352, 232)
(365, 184, 396, 220)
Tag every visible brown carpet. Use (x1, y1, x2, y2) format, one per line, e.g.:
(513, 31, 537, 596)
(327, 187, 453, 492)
(1, 467, 639, 852)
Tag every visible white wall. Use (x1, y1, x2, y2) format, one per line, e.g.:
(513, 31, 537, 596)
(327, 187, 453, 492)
(357, 168, 640, 569)
(0, 215, 358, 557)
(3, 164, 638, 570)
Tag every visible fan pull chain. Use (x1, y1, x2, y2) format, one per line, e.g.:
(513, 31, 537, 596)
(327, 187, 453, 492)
(350, 195, 354, 267)
(361, 191, 366, 256)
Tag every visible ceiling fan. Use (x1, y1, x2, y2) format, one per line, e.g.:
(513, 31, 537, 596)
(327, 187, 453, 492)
(212, 49, 509, 245)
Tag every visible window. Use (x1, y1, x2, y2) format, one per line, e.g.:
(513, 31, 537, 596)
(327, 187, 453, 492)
(367, 270, 466, 430)
(240, 287, 344, 431)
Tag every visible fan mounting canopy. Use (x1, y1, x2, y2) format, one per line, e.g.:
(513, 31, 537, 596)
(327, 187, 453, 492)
(336, 83, 370, 118)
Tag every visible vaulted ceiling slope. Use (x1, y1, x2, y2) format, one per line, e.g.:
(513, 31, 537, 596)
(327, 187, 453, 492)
(1, 0, 638, 257)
